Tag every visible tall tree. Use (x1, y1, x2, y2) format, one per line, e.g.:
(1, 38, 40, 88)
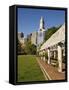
(44, 25, 62, 41)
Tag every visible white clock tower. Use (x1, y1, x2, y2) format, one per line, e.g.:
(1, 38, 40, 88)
(39, 17, 45, 31)
(37, 17, 46, 51)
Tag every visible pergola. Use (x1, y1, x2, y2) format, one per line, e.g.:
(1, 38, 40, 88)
(39, 23, 65, 72)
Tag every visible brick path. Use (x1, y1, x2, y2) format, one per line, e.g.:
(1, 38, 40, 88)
(37, 58, 65, 80)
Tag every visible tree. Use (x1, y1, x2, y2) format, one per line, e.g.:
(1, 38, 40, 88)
(30, 44, 37, 55)
(18, 40, 22, 54)
(44, 25, 62, 41)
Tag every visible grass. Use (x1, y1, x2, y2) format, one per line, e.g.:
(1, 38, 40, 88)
(17, 55, 45, 82)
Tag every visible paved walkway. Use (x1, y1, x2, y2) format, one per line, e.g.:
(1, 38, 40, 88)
(37, 58, 65, 80)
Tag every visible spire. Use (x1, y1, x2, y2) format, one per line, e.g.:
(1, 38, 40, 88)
(39, 16, 45, 31)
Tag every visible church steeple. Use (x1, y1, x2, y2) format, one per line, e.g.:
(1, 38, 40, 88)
(39, 17, 45, 31)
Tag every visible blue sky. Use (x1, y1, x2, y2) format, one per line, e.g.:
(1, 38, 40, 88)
(18, 8, 65, 37)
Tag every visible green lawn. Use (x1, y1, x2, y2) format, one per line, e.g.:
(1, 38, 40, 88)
(17, 55, 45, 82)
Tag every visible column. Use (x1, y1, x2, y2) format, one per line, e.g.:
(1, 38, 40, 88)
(58, 43, 62, 72)
(54, 51, 56, 59)
(43, 56, 45, 61)
(47, 48, 51, 64)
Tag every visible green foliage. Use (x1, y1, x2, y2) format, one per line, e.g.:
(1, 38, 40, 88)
(44, 25, 62, 41)
(30, 44, 37, 54)
(18, 40, 22, 54)
(25, 40, 37, 55)
(18, 40, 27, 55)
(18, 35, 37, 55)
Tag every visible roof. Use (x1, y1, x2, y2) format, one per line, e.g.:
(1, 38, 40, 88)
(40, 23, 65, 51)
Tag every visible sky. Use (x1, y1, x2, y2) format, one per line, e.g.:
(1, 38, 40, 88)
(18, 8, 65, 37)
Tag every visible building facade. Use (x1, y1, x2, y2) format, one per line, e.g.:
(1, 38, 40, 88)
(31, 32, 37, 45)
(18, 17, 46, 49)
